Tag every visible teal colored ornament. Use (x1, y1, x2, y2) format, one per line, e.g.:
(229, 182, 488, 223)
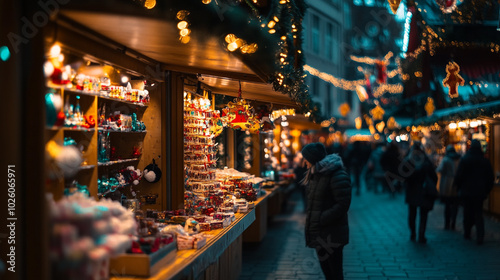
(45, 93, 57, 127)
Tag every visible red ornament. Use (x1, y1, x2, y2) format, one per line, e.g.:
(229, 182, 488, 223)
(375, 60, 387, 84)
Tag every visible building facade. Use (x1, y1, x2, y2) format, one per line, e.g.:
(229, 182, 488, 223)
(303, 0, 355, 123)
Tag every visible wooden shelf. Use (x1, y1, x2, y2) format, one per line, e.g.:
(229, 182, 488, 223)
(98, 128, 147, 133)
(98, 158, 140, 167)
(48, 86, 149, 107)
(98, 94, 149, 107)
(46, 126, 96, 132)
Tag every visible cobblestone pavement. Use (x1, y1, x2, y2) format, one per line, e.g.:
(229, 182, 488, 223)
(240, 187, 500, 280)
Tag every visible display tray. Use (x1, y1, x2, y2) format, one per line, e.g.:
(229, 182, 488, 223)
(109, 240, 177, 278)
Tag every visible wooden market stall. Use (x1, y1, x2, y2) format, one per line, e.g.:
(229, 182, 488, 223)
(1, 0, 310, 279)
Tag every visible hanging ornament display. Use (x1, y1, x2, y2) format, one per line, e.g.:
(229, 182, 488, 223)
(436, 0, 457, 14)
(255, 105, 275, 132)
(376, 121, 386, 133)
(370, 105, 385, 121)
(386, 116, 397, 130)
(425, 97, 435, 116)
(388, 0, 402, 14)
(339, 103, 351, 117)
(220, 82, 260, 133)
(442, 61, 464, 99)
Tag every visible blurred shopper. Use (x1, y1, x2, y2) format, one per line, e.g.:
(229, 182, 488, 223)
(454, 140, 494, 245)
(366, 142, 386, 193)
(301, 142, 351, 280)
(344, 141, 363, 195)
(380, 141, 402, 196)
(402, 141, 437, 243)
(293, 152, 308, 212)
(436, 145, 461, 230)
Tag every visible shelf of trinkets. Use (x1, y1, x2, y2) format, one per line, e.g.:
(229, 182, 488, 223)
(49, 86, 149, 107)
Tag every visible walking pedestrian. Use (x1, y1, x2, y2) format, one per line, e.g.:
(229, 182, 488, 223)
(381, 141, 402, 196)
(344, 141, 363, 195)
(436, 144, 461, 230)
(402, 141, 437, 243)
(454, 139, 494, 244)
(301, 142, 351, 280)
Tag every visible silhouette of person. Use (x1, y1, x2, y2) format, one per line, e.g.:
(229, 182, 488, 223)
(293, 152, 308, 212)
(381, 141, 402, 196)
(436, 145, 461, 230)
(402, 141, 437, 243)
(454, 139, 494, 244)
(301, 142, 351, 280)
(344, 141, 363, 195)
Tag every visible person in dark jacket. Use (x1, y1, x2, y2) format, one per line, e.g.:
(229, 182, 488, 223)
(436, 145, 461, 230)
(301, 142, 351, 280)
(380, 141, 402, 196)
(401, 141, 437, 243)
(454, 139, 494, 244)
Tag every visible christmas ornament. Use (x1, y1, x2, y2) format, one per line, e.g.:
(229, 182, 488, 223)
(221, 83, 260, 133)
(355, 85, 369, 102)
(386, 116, 397, 130)
(339, 103, 351, 117)
(425, 97, 435, 116)
(355, 117, 362, 130)
(442, 61, 464, 98)
(376, 121, 385, 133)
(436, 0, 457, 14)
(388, 0, 402, 14)
(144, 158, 162, 183)
(370, 105, 385, 121)
(375, 60, 387, 84)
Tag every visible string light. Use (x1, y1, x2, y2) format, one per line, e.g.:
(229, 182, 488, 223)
(304, 65, 365, 91)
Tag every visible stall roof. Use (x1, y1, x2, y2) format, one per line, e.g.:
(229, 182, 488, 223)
(56, 0, 300, 107)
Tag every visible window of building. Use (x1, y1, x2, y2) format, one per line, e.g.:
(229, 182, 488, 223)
(332, 23, 340, 65)
(326, 83, 332, 116)
(325, 23, 333, 61)
(312, 76, 320, 97)
(312, 15, 320, 55)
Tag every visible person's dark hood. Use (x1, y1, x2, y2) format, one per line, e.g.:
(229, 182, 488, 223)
(316, 154, 344, 175)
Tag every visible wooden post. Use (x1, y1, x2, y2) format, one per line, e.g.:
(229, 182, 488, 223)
(167, 72, 185, 210)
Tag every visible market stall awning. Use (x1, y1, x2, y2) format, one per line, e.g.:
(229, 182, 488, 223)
(54, 0, 307, 108)
(415, 99, 500, 125)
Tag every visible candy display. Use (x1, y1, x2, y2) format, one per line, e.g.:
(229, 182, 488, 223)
(184, 97, 221, 215)
(48, 193, 136, 279)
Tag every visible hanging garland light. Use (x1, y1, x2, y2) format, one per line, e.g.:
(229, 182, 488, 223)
(176, 10, 191, 44)
(435, 0, 458, 14)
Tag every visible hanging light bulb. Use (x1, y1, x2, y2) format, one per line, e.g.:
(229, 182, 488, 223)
(50, 44, 61, 57)
(177, 21, 188, 30)
(227, 42, 239, 52)
(144, 0, 156, 9)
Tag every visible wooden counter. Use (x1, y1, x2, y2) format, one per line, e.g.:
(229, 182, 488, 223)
(111, 190, 273, 280)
